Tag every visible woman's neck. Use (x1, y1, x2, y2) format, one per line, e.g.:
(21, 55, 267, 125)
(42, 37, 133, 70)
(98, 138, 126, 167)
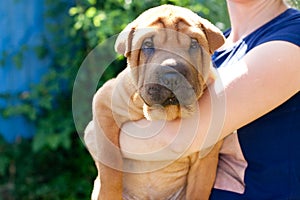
(226, 0, 288, 43)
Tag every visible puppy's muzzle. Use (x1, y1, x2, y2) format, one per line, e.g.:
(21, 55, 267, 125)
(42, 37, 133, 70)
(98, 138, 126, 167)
(160, 71, 182, 91)
(142, 83, 179, 106)
(140, 64, 197, 107)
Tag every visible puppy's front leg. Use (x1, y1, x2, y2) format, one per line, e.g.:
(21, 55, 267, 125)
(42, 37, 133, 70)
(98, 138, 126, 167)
(86, 68, 144, 200)
(186, 141, 223, 200)
(91, 78, 123, 200)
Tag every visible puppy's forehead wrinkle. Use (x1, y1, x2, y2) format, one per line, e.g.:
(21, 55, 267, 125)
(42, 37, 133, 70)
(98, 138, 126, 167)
(139, 15, 210, 52)
(149, 17, 166, 28)
(148, 17, 192, 31)
(135, 18, 201, 50)
(148, 30, 192, 50)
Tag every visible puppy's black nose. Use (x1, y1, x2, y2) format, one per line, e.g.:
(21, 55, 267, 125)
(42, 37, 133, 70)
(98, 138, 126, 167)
(160, 72, 181, 90)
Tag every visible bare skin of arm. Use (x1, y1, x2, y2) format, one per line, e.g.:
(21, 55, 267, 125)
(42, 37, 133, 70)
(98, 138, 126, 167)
(120, 41, 300, 161)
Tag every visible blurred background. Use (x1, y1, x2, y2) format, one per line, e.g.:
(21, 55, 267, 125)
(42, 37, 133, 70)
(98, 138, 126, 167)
(0, 0, 298, 199)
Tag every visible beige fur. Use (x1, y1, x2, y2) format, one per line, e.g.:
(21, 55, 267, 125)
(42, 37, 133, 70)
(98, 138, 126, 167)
(84, 5, 225, 200)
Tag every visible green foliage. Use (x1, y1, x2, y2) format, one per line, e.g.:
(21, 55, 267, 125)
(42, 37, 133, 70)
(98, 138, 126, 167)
(0, 137, 96, 200)
(287, 0, 300, 8)
(0, 0, 230, 199)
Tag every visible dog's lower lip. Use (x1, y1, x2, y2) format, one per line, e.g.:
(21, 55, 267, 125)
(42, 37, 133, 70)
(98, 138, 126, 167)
(139, 94, 152, 107)
(162, 96, 179, 106)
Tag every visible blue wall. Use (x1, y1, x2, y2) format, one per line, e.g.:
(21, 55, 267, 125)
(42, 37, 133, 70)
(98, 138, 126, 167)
(0, 0, 50, 142)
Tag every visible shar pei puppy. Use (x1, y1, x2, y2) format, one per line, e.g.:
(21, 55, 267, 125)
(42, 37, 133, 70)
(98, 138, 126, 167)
(84, 4, 225, 200)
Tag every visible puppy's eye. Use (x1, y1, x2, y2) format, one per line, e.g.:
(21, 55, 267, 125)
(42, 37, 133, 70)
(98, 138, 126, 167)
(190, 39, 199, 49)
(142, 38, 154, 49)
(142, 38, 155, 56)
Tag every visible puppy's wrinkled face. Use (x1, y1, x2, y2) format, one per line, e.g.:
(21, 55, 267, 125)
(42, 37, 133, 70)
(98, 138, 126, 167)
(136, 29, 212, 120)
(130, 27, 212, 120)
(139, 32, 206, 106)
(115, 5, 225, 120)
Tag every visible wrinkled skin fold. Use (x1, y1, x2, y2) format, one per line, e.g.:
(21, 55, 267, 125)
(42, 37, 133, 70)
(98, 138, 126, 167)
(84, 5, 225, 200)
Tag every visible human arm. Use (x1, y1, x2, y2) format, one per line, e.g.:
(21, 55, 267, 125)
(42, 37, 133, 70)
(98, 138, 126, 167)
(119, 41, 300, 161)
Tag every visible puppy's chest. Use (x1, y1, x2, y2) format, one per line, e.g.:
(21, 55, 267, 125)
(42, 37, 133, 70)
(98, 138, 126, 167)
(122, 154, 198, 200)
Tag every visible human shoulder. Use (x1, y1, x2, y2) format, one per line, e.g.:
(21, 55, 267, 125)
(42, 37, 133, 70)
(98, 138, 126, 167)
(252, 8, 300, 47)
(242, 40, 300, 93)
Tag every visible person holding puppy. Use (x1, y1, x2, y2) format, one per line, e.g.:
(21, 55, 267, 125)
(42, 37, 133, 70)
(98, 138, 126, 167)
(120, 0, 300, 199)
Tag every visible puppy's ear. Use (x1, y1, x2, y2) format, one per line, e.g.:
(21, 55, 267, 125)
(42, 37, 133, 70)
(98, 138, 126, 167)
(199, 18, 225, 54)
(114, 22, 136, 57)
